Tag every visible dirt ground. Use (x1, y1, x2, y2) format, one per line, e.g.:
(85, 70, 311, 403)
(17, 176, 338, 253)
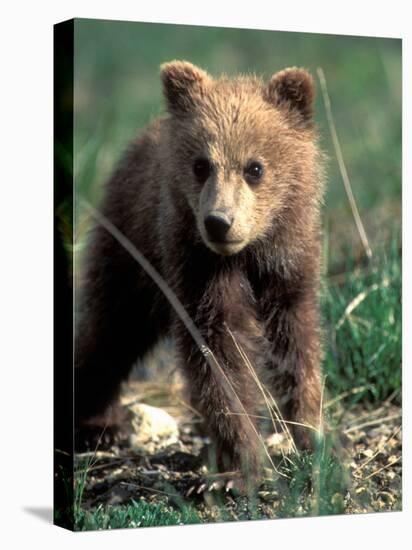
(75, 378, 402, 521)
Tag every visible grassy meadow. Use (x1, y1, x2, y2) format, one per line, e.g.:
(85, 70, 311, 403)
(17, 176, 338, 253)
(69, 19, 402, 530)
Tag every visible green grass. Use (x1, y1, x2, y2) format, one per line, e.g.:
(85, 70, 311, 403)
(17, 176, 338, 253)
(74, 455, 94, 527)
(323, 232, 401, 404)
(276, 448, 348, 518)
(75, 499, 202, 531)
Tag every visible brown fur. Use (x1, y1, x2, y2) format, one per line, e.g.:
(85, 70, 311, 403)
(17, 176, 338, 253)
(75, 61, 325, 483)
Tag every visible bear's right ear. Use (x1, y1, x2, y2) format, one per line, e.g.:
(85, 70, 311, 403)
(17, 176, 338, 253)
(160, 60, 211, 115)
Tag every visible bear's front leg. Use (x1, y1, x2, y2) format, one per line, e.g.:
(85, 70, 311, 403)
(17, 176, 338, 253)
(264, 291, 323, 451)
(174, 267, 268, 488)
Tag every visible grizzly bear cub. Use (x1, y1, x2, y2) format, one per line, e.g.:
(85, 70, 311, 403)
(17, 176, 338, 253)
(75, 61, 325, 488)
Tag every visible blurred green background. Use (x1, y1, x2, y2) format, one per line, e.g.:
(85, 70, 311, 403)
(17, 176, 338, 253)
(73, 19, 401, 404)
(74, 18, 401, 267)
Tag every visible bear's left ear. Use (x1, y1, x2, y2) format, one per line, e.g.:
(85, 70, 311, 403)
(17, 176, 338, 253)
(160, 60, 211, 115)
(265, 67, 315, 127)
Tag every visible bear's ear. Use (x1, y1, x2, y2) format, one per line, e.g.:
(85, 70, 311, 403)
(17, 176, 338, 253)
(265, 67, 315, 127)
(160, 60, 211, 115)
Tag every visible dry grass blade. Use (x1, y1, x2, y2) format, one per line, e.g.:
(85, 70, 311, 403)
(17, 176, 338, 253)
(76, 459, 128, 475)
(317, 67, 372, 260)
(325, 385, 372, 408)
(174, 398, 203, 418)
(345, 405, 386, 426)
(344, 412, 401, 434)
(319, 375, 326, 435)
(225, 325, 301, 456)
(362, 456, 401, 481)
(335, 278, 390, 330)
(194, 347, 286, 477)
(226, 412, 273, 421)
(226, 324, 324, 468)
(119, 482, 180, 498)
(353, 426, 401, 475)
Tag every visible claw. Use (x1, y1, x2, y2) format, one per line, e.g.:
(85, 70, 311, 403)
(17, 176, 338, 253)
(197, 482, 207, 494)
(208, 481, 220, 491)
(225, 479, 234, 492)
(186, 485, 195, 497)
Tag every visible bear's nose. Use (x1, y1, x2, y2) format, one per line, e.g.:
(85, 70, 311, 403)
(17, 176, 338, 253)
(204, 211, 233, 242)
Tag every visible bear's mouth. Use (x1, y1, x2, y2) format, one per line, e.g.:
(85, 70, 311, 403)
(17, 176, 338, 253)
(209, 239, 243, 245)
(206, 239, 246, 256)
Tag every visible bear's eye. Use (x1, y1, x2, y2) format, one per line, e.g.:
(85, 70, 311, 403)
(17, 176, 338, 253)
(193, 157, 211, 182)
(244, 161, 264, 184)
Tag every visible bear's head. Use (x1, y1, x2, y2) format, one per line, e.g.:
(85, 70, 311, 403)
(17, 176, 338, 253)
(161, 61, 323, 256)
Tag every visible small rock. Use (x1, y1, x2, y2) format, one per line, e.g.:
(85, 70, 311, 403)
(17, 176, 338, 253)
(106, 485, 133, 505)
(265, 432, 293, 455)
(360, 448, 374, 458)
(128, 403, 179, 453)
(258, 490, 280, 502)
